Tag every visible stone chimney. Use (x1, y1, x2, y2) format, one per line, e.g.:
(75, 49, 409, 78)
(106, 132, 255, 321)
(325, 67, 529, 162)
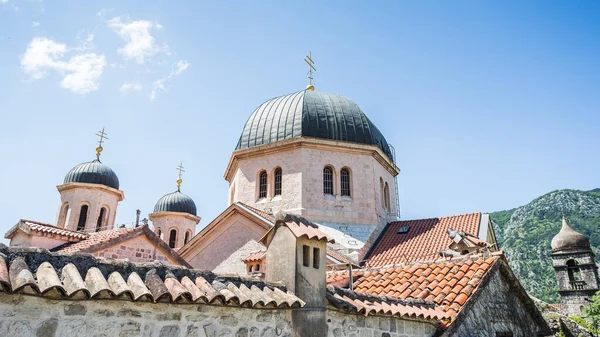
(261, 212, 334, 337)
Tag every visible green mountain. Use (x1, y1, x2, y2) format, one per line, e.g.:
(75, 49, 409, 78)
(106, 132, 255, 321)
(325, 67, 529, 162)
(490, 188, 600, 303)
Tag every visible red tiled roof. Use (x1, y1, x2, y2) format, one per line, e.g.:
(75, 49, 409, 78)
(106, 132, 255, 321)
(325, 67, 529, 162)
(352, 253, 502, 321)
(365, 213, 482, 266)
(56, 226, 146, 253)
(242, 251, 266, 263)
(327, 285, 448, 322)
(5, 219, 89, 241)
(237, 202, 275, 223)
(261, 214, 334, 246)
(326, 249, 355, 265)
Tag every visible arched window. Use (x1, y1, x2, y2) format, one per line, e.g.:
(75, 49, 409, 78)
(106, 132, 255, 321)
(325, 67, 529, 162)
(274, 168, 282, 196)
(156, 228, 162, 238)
(169, 229, 177, 248)
(96, 207, 106, 232)
(258, 171, 267, 199)
(323, 166, 334, 195)
(567, 259, 582, 282)
(58, 202, 69, 228)
(384, 182, 390, 211)
(76, 205, 88, 232)
(340, 168, 351, 197)
(256, 264, 260, 271)
(184, 231, 191, 245)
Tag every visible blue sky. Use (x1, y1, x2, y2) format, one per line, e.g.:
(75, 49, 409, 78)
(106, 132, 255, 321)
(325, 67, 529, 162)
(1, 1, 599, 240)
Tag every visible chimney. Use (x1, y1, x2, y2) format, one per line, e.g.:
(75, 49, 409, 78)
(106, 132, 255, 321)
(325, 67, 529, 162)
(261, 213, 333, 337)
(135, 209, 141, 227)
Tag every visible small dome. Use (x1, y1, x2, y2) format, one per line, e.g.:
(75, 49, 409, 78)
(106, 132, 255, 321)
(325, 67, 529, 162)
(551, 218, 590, 253)
(154, 191, 197, 216)
(236, 90, 394, 161)
(64, 159, 120, 190)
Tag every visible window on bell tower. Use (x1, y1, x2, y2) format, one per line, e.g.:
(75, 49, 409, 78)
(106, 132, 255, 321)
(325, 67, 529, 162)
(274, 168, 282, 196)
(96, 207, 106, 232)
(77, 205, 88, 232)
(169, 229, 177, 248)
(340, 168, 351, 197)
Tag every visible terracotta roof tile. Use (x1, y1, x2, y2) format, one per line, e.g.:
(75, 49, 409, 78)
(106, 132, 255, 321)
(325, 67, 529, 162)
(261, 214, 334, 245)
(242, 251, 266, 263)
(5, 219, 89, 241)
(237, 202, 275, 223)
(0, 245, 304, 308)
(348, 252, 503, 325)
(365, 213, 482, 266)
(326, 285, 447, 322)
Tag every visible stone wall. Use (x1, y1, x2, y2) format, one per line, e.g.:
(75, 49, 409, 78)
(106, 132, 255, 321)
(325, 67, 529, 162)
(93, 235, 180, 265)
(0, 293, 438, 337)
(442, 267, 545, 337)
(326, 309, 437, 337)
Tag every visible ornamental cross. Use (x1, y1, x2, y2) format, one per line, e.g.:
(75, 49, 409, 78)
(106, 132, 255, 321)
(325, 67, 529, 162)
(95, 127, 109, 148)
(304, 52, 316, 87)
(176, 162, 185, 180)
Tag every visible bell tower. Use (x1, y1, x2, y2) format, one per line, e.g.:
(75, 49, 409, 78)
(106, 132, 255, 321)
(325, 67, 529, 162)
(551, 217, 600, 316)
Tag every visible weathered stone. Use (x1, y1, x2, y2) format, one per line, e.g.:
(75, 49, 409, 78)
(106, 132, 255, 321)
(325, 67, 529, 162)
(356, 315, 365, 328)
(94, 309, 114, 317)
(389, 319, 396, 333)
(156, 312, 182, 321)
(159, 325, 180, 337)
(333, 327, 343, 337)
(256, 311, 272, 323)
(36, 318, 58, 337)
(203, 323, 217, 337)
(186, 325, 200, 337)
(381, 333, 390, 337)
(64, 304, 87, 316)
(3, 320, 33, 337)
(63, 319, 87, 336)
(119, 321, 141, 337)
(118, 309, 141, 318)
(236, 327, 248, 337)
(249, 327, 260, 337)
(185, 314, 209, 322)
(219, 315, 238, 326)
(378, 317, 389, 331)
(261, 326, 276, 337)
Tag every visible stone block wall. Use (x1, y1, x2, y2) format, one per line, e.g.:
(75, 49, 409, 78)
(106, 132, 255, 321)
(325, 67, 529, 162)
(93, 236, 179, 265)
(0, 293, 438, 337)
(326, 310, 437, 337)
(0, 293, 293, 337)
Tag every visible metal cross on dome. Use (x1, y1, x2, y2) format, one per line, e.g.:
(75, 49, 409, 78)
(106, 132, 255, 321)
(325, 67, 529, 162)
(176, 162, 185, 190)
(95, 127, 109, 159)
(304, 52, 316, 91)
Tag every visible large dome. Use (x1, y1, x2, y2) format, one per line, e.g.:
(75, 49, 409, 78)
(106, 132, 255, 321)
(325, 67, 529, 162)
(551, 218, 590, 253)
(154, 191, 197, 216)
(64, 159, 120, 190)
(236, 90, 394, 160)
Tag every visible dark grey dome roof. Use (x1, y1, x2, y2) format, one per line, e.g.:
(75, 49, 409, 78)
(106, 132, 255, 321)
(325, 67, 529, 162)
(64, 159, 120, 190)
(551, 218, 590, 253)
(236, 90, 394, 160)
(154, 191, 197, 216)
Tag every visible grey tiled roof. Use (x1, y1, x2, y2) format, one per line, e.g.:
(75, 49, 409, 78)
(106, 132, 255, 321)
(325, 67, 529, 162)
(0, 245, 304, 308)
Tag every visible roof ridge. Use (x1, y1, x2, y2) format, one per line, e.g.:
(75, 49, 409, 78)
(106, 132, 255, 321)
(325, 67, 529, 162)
(362, 251, 504, 272)
(389, 212, 482, 224)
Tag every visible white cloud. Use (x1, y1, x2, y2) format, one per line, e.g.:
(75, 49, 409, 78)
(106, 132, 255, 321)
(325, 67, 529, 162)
(108, 17, 163, 64)
(21, 37, 106, 95)
(1, 0, 8, 4)
(149, 60, 189, 100)
(120, 81, 142, 93)
(32, 21, 40, 27)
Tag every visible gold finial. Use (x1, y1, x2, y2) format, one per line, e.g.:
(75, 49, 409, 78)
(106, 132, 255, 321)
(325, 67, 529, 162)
(95, 127, 109, 160)
(176, 162, 185, 191)
(304, 51, 316, 91)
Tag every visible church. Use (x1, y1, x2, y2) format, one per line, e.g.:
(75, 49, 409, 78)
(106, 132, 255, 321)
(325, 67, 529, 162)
(0, 67, 555, 336)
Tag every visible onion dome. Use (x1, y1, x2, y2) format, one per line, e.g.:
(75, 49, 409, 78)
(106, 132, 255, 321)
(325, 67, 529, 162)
(64, 159, 120, 190)
(236, 90, 394, 161)
(551, 217, 590, 253)
(154, 191, 197, 216)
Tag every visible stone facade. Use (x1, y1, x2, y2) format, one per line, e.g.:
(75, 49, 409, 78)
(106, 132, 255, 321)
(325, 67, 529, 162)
(149, 211, 200, 249)
(552, 251, 600, 316)
(226, 138, 399, 241)
(0, 293, 437, 337)
(93, 235, 181, 265)
(55, 182, 124, 233)
(326, 310, 437, 337)
(441, 266, 546, 337)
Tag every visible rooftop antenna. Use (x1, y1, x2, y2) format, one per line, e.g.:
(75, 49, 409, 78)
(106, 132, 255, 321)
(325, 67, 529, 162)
(95, 127, 108, 160)
(176, 162, 185, 191)
(304, 51, 316, 91)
